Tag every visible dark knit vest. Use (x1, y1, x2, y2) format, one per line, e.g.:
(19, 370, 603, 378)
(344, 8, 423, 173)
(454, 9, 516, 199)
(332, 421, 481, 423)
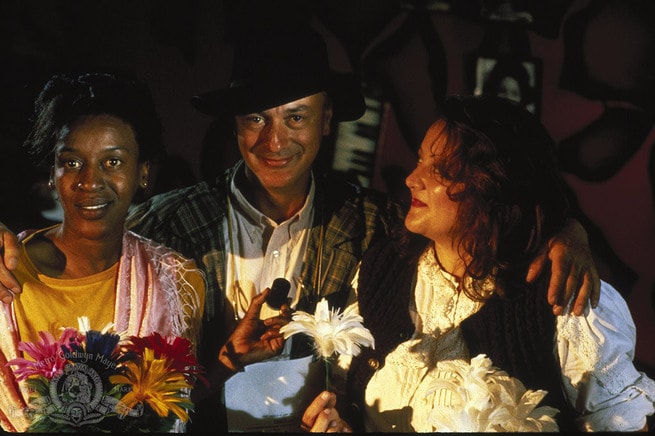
(347, 239, 579, 432)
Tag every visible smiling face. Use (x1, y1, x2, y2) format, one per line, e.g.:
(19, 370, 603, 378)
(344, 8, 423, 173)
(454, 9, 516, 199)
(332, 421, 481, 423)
(404, 120, 461, 248)
(234, 92, 332, 198)
(53, 114, 148, 241)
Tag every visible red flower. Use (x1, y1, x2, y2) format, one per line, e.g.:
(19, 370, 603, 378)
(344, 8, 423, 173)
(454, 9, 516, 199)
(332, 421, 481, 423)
(124, 332, 207, 386)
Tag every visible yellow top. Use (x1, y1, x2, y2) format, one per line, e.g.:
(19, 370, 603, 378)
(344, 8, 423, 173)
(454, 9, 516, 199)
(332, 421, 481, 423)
(11, 228, 205, 349)
(13, 249, 117, 345)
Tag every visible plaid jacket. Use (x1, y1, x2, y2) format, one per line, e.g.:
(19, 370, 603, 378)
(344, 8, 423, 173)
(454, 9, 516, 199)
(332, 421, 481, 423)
(126, 161, 405, 342)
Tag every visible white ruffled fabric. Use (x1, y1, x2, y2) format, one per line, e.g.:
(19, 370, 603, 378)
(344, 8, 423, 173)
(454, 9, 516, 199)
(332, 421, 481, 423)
(364, 246, 655, 432)
(557, 281, 655, 431)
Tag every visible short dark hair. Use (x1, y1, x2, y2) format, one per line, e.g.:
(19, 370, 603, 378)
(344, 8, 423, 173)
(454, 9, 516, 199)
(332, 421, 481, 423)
(23, 72, 165, 168)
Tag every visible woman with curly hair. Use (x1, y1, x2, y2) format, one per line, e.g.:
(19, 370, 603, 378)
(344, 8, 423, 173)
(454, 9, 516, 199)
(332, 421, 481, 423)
(302, 95, 655, 432)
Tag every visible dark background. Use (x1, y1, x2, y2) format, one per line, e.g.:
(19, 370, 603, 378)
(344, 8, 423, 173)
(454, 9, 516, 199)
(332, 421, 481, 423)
(1, 0, 653, 376)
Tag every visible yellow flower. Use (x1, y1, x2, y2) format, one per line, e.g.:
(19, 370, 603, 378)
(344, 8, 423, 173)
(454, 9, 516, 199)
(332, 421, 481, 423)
(110, 348, 193, 422)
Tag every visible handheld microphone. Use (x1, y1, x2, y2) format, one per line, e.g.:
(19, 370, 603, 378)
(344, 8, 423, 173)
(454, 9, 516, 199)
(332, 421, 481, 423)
(266, 278, 291, 310)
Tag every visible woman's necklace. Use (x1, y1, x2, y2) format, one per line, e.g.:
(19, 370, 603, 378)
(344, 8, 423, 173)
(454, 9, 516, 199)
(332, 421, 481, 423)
(431, 249, 464, 326)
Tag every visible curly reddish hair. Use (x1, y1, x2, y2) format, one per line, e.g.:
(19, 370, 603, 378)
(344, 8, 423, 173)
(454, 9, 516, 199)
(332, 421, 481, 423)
(400, 95, 570, 300)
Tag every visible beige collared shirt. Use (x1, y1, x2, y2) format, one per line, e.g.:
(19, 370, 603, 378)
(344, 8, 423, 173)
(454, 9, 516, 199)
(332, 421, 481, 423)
(224, 162, 315, 321)
(221, 164, 321, 432)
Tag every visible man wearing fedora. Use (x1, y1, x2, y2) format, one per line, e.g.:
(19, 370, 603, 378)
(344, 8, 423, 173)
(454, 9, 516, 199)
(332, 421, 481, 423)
(128, 25, 408, 432)
(0, 25, 599, 432)
(130, 25, 599, 432)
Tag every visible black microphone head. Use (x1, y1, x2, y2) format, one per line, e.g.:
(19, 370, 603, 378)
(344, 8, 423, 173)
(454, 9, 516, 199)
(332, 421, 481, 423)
(266, 278, 291, 310)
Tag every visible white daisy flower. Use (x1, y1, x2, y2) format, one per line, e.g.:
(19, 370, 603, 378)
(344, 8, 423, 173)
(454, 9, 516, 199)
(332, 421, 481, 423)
(280, 298, 375, 359)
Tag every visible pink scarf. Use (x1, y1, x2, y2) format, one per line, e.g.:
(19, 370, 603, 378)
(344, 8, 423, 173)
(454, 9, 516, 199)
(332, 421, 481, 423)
(114, 230, 190, 338)
(0, 229, 201, 431)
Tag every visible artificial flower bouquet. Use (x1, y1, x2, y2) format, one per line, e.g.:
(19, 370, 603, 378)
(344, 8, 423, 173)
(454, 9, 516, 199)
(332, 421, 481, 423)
(425, 354, 559, 432)
(8, 318, 205, 432)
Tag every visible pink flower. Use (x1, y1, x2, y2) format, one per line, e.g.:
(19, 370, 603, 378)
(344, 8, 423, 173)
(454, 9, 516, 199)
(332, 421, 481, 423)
(8, 328, 81, 381)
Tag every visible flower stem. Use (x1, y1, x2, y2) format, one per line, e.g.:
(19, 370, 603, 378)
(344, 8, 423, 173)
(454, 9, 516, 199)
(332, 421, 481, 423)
(325, 358, 331, 392)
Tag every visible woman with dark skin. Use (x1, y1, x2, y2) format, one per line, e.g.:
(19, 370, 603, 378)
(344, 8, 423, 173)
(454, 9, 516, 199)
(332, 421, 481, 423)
(0, 73, 205, 432)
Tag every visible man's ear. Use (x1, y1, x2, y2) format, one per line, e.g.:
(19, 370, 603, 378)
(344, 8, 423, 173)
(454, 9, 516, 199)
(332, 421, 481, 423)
(322, 105, 333, 136)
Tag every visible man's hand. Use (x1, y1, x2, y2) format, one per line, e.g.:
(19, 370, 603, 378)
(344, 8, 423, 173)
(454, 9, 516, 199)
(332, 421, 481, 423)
(0, 223, 21, 303)
(527, 219, 601, 316)
(301, 391, 352, 433)
(218, 288, 291, 371)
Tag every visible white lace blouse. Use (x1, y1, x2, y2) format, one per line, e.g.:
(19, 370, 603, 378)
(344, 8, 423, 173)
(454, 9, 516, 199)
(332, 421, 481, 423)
(363, 246, 655, 432)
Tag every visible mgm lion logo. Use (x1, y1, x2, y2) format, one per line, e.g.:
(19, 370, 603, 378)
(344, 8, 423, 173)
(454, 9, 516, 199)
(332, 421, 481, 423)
(31, 362, 141, 427)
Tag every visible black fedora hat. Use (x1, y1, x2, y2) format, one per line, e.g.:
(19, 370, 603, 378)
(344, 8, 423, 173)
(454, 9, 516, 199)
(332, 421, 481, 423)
(191, 26, 366, 122)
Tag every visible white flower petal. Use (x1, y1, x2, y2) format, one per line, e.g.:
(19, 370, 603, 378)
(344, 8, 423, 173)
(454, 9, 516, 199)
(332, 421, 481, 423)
(424, 354, 560, 432)
(278, 298, 375, 359)
(77, 316, 91, 333)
